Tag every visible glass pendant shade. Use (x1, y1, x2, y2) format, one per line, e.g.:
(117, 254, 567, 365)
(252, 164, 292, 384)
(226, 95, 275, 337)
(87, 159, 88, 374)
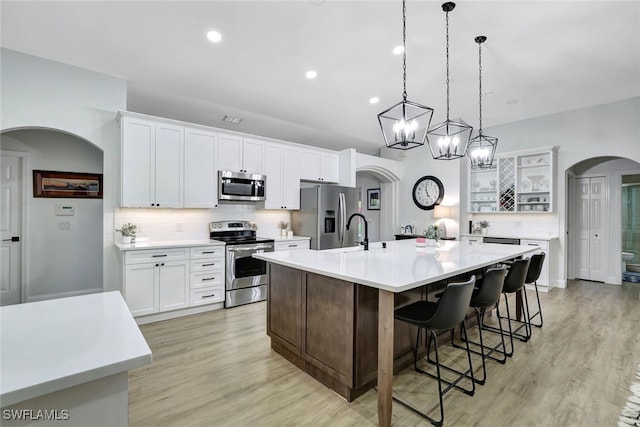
(427, 2, 472, 160)
(378, 100, 434, 150)
(468, 133, 497, 168)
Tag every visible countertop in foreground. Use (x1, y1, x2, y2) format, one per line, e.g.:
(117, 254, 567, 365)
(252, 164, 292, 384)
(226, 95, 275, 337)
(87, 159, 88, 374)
(0, 292, 152, 407)
(253, 239, 537, 293)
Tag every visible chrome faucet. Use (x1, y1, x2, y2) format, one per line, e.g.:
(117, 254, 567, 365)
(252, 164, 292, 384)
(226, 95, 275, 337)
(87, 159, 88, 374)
(346, 213, 369, 251)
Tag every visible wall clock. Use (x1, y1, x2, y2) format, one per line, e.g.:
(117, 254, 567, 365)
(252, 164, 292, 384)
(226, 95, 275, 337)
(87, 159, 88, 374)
(412, 175, 444, 210)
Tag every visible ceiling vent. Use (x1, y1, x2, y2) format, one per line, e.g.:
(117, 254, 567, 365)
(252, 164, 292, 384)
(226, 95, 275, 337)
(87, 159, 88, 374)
(222, 115, 242, 124)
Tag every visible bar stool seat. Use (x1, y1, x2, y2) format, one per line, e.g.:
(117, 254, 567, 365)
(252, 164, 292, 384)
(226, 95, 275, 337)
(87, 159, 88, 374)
(393, 276, 476, 427)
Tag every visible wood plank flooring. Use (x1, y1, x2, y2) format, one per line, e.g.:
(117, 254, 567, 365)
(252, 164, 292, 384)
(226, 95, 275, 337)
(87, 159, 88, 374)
(129, 280, 640, 426)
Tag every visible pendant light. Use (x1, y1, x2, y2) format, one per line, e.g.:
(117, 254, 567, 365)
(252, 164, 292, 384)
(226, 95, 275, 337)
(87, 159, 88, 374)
(427, 2, 472, 160)
(468, 35, 498, 169)
(378, 0, 434, 150)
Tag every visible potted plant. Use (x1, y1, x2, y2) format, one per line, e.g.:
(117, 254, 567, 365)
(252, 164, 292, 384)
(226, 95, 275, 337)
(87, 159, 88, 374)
(479, 220, 489, 235)
(423, 224, 440, 247)
(278, 220, 289, 237)
(116, 223, 137, 244)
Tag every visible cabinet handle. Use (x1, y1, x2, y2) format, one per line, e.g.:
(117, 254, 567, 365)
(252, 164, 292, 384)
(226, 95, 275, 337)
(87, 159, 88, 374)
(202, 263, 216, 267)
(155, 263, 159, 267)
(527, 244, 539, 246)
(151, 203, 155, 207)
(202, 277, 216, 281)
(152, 254, 168, 258)
(161, 263, 165, 266)
(202, 294, 217, 299)
(288, 244, 298, 248)
(202, 251, 216, 254)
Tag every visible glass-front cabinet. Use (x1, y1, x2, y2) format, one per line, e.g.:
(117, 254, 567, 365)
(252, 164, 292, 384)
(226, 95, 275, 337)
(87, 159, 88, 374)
(469, 147, 556, 214)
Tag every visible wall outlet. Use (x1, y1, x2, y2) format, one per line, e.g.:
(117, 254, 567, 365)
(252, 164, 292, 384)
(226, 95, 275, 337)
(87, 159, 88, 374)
(176, 223, 183, 232)
(58, 222, 71, 231)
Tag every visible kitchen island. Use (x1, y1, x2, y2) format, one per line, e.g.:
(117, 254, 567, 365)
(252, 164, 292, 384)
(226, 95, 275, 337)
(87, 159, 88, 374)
(0, 292, 152, 426)
(254, 239, 537, 427)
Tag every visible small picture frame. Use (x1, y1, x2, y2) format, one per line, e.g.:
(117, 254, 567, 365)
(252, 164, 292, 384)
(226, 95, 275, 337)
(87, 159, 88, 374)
(33, 170, 103, 199)
(367, 188, 381, 210)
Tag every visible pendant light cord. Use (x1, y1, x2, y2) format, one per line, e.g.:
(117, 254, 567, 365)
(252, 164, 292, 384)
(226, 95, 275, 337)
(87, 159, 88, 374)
(445, 9, 450, 120)
(478, 40, 483, 133)
(402, 0, 407, 101)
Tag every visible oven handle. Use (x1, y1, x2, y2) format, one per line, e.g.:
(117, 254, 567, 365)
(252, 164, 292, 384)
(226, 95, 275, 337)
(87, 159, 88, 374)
(227, 244, 274, 252)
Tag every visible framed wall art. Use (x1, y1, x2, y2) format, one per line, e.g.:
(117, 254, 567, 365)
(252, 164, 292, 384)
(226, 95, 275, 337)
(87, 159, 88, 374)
(33, 170, 103, 199)
(367, 188, 381, 210)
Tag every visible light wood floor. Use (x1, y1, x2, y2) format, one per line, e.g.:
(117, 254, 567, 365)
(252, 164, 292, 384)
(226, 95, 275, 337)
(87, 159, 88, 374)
(129, 280, 640, 426)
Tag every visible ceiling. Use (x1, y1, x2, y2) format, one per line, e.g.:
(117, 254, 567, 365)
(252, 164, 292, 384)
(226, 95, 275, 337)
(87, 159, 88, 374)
(2, 1, 638, 155)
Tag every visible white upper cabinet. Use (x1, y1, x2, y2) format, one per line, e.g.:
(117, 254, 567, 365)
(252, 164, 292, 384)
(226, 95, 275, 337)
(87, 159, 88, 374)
(120, 114, 183, 208)
(264, 143, 300, 210)
(217, 134, 265, 174)
(184, 127, 218, 208)
(299, 148, 339, 183)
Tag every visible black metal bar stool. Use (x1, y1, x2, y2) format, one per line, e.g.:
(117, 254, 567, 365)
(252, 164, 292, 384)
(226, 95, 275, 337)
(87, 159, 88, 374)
(455, 265, 508, 385)
(483, 258, 531, 356)
(524, 252, 546, 328)
(393, 276, 476, 427)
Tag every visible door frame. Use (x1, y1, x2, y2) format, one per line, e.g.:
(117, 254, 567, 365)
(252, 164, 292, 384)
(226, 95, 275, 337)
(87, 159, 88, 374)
(615, 166, 640, 283)
(1, 149, 30, 303)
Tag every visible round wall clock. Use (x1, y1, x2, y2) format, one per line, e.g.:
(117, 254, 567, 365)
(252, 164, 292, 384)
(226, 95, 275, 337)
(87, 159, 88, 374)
(412, 175, 444, 210)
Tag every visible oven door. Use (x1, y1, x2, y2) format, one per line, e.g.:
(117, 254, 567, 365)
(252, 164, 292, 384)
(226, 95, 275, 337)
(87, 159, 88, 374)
(226, 243, 274, 290)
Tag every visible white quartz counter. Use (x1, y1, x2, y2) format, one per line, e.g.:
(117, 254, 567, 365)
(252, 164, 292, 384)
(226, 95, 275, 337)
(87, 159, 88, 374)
(254, 239, 537, 293)
(460, 233, 559, 241)
(0, 292, 152, 407)
(115, 239, 225, 251)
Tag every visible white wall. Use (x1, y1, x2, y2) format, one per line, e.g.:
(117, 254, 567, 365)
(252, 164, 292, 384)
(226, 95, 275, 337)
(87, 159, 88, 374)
(2, 130, 103, 300)
(1, 48, 127, 295)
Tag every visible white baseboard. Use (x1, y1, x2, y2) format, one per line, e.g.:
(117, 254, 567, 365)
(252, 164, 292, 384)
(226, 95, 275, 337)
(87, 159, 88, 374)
(25, 287, 104, 303)
(135, 302, 224, 325)
(524, 283, 551, 293)
(552, 279, 566, 289)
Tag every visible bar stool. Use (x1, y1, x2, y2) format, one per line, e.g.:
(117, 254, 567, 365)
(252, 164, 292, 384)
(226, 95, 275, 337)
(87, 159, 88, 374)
(483, 258, 531, 356)
(455, 266, 508, 385)
(393, 276, 476, 427)
(525, 252, 546, 328)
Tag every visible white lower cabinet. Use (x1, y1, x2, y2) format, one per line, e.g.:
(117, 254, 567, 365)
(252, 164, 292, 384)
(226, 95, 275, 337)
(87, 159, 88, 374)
(520, 239, 550, 287)
(122, 244, 225, 318)
(461, 236, 483, 245)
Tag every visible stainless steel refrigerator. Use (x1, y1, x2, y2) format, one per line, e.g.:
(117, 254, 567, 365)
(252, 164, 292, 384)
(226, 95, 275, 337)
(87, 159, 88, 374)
(291, 185, 360, 250)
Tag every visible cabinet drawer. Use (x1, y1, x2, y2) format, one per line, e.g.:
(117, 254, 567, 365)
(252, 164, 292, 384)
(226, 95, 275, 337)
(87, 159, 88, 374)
(190, 270, 224, 289)
(125, 248, 189, 264)
(520, 239, 549, 252)
(190, 246, 225, 259)
(275, 240, 310, 251)
(190, 258, 224, 272)
(190, 286, 224, 306)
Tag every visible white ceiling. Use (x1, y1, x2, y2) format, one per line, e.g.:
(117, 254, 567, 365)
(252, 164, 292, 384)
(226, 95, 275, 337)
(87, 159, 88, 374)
(2, 1, 639, 155)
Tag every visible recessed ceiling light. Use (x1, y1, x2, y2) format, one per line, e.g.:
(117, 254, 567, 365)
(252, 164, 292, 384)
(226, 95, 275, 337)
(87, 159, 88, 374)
(507, 99, 519, 105)
(222, 115, 242, 124)
(392, 46, 404, 55)
(206, 30, 222, 43)
(305, 70, 317, 79)
(369, 97, 380, 104)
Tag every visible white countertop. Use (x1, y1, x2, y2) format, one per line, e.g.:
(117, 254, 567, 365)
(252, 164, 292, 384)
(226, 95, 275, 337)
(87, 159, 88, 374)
(459, 233, 559, 241)
(253, 239, 538, 293)
(0, 292, 152, 407)
(115, 239, 225, 251)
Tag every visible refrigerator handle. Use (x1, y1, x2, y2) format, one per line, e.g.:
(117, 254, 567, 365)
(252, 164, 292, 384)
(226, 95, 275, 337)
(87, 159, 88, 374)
(338, 193, 345, 247)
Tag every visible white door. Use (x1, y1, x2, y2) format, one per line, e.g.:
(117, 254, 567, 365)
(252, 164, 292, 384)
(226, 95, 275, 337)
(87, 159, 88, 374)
(1, 154, 22, 305)
(576, 176, 607, 281)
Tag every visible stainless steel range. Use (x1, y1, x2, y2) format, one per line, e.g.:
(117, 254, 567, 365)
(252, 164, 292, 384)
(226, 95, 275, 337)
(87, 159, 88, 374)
(209, 221, 274, 308)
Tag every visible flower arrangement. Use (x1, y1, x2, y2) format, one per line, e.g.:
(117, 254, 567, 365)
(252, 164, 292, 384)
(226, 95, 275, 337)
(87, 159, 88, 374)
(116, 222, 137, 237)
(278, 221, 289, 230)
(423, 224, 440, 240)
(478, 220, 489, 229)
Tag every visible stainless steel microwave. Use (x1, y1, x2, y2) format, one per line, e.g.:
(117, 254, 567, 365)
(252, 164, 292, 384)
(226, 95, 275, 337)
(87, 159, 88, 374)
(218, 171, 266, 202)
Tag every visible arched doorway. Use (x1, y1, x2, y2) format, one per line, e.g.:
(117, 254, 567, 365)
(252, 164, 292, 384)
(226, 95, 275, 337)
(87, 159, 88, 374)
(565, 156, 640, 285)
(1, 128, 104, 304)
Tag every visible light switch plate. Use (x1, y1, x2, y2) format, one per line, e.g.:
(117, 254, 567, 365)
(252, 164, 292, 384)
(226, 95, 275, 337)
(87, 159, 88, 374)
(55, 205, 75, 216)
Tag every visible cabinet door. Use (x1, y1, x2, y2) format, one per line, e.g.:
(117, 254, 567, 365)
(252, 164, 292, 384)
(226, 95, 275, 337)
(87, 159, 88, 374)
(158, 260, 189, 312)
(217, 133, 243, 172)
(124, 263, 159, 316)
(520, 239, 550, 286)
(242, 138, 266, 174)
(299, 149, 321, 181)
(154, 123, 184, 208)
(320, 152, 339, 183)
(121, 117, 155, 207)
(184, 128, 217, 208)
(264, 143, 284, 209)
(282, 147, 300, 209)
